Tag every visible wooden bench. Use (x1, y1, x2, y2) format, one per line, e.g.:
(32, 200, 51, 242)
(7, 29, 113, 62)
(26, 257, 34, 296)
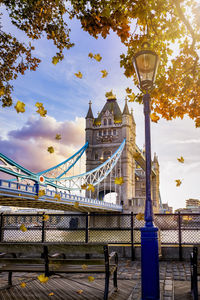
(190, 246, 200, 300)
(0, 243, 118, 300)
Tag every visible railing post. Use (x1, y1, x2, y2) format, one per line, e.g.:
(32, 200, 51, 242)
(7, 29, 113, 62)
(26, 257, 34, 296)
(85, 213, 89, 243)
(0, 213, 3, 242)
(178, 212, 182, 261)
(131, 212, 135, 261)
(42, 212, 45, 243)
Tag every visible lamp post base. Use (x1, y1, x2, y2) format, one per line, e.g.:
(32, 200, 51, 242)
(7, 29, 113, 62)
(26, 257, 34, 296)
(141, 226, 160, 300)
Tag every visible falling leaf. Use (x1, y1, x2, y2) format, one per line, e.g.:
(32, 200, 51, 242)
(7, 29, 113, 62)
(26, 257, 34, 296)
(87, 184, 95, 192)
(81, 184, 87, 190)
(88, 53, 93, 58)
(20, 282, 26, 288)
(48, 292, 54, 296)
(101, 70, 108, 78)
(38, 190, 45, 197)
(82, 264, 88, 270)
(74, 71, 83, 79)
(136, 213, 144, 221)
(150, 113, 160, 123)
(35, 102, 47, 117)
(47, 146, 54, 154)
(54, 194, 61, 201)
(126, 87, 132, 94)
(74, 201, 79, 209)
(88, 276, 95, 282)
(175, 179, 182, 187)
(127, 94, 135, 102)
(52, 56, 59, 65)
(177, 156, 184, 163)
(114, 177, 124, 185)
(55, 134, 61, 140)
(76, 289, 83, 294)
(93, 54, 102, 62)
(14, 101, 25, 113)
(20, 224, 27, 232)
(37, 274, 49, 284)
(105, 90, 114, 99)
(43, 214, 49, 221)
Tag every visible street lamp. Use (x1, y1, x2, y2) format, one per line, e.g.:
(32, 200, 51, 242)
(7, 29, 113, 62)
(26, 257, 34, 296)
(133, 42, 160, 300)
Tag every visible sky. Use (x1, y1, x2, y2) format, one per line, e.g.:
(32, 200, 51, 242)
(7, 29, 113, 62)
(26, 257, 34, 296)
(0, 8, 200, 211)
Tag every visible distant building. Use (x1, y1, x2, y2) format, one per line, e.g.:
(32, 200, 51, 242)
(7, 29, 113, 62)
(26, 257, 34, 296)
(161, 203, 173, 213)
(175, 198, 200, 214)
(186, 198, 200, 208)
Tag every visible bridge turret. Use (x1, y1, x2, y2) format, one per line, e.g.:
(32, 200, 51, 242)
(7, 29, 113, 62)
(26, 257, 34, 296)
(152, 152, 160, 213)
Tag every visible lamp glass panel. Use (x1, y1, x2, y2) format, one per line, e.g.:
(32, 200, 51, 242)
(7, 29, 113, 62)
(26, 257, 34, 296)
(136, 53, 156, 82)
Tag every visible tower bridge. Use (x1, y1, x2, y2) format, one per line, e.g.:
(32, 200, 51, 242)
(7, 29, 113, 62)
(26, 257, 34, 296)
(0, 95, 161, 213)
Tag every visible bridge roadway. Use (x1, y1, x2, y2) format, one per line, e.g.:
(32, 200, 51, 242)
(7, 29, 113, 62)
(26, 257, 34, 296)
(0, 179, 123, 212)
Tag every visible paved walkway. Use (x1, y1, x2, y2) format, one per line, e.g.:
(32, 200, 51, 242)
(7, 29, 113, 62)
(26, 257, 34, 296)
(0, 260, 199, 299)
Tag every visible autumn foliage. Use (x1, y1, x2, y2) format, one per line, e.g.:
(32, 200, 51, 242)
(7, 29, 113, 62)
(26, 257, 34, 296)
(0, 0, 200, 125)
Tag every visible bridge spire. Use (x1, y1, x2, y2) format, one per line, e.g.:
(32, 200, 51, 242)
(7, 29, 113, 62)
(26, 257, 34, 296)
(86, 100, 94, 119)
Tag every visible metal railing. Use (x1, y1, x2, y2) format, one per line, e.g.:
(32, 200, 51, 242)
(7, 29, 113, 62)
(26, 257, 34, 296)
(0, 212, 199, 260)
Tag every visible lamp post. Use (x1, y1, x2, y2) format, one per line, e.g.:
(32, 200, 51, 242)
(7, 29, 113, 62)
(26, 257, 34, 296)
(132, 42, 160, 300)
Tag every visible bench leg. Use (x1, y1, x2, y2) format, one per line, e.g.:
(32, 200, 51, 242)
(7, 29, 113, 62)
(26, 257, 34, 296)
(8, 271, 12, 286)
(104, 274, 109, 300)
(113, 268, 118, 291)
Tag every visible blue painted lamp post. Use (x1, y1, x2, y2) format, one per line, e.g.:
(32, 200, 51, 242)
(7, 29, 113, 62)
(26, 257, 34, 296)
(132, 43, 160, 300)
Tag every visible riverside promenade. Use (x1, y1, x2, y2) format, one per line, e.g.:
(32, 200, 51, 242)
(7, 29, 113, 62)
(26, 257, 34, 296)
(0, 259, 198, 300)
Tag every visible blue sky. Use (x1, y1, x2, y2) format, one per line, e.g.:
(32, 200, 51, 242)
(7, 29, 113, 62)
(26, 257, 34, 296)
(0, 9, 200, 211)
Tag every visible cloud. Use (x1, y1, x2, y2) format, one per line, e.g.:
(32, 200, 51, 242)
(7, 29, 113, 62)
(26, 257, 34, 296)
(1, 116, 85, 173)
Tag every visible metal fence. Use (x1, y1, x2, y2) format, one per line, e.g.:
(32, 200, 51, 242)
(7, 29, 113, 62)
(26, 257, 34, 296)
(0, 212, 199, 260)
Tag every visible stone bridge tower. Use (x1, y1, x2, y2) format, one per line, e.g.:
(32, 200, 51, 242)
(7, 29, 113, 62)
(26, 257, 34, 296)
(85, 94, 160, 213)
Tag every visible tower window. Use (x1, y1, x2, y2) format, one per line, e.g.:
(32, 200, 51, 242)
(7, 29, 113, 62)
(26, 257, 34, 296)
(108, 129, 111, 135)
(103, 130, 106, 136)
(108, 119, 112, 125)
(113, 129, 116, 135)
(95, 153, 98, 160)
(103, 119, 107, 125)
(99, 131, 102, 136)
(103, 150, 111, 160)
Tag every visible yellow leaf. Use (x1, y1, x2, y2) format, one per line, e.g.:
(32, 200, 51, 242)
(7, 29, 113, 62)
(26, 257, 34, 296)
(76, 289, 83, 294)
(136, 213, 144, 221)
(54, 193, 61, 201)
(38, 190, 45, 197)
(35, 102, 47, 117)
(114, 177, 124, 185)
(74, 201, 79, 209)
(177, 156, 184, 163)
(20, 224, 27, 232)
(87, 184, 95, 192)
(126, 87, 132, 94)
(88, 276, 95, 282)
(175, 179, 182, 187)
(55, 134, 61, 140)
(81, 184, 87, 190)
(20, 282, 26, 288)
(39, 7, 43, 16)
(14, 101, 25, 113)
(101, 70, 108, 78)
(52, 56, 59, 65)
(150, 113, 160, 123)
(48, 292, 54, 296)
(74, 71, 83, 79)
(0, 87, 5, 96)
(82, 264, 88, 270)
(88, 53, 93, 58)
(47, 146, 54, 154)
(127, 94, 135, 102)
(37, 274, 49, 284)
(105, 90, 115, 99)
(93, 54, 102, 62)
(195, 117, 200, 128)
(34, 195, 39, 200)
(43, 214, 49, 221)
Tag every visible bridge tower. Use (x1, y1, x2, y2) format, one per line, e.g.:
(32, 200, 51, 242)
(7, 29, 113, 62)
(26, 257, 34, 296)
(85, 94, 160, 213)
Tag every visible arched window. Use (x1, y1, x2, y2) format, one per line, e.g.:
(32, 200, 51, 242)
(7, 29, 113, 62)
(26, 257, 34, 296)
(113, 129, 116, 135)
(103, 130, 106, 136)
(108, 119, 112, 125)
(95, 153, 98, 160)
(99, 130, 102, 136)
(103, 119, 107, 125)
(108, 129, 111, 135)
(103, 150, 111, 160)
